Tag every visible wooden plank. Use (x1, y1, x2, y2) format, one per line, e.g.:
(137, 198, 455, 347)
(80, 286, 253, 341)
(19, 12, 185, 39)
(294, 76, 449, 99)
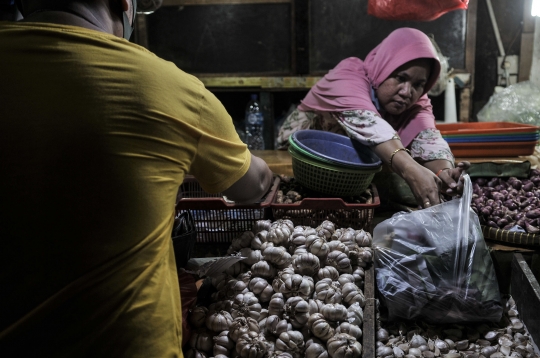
(162, 0, 290, 6)
(520, 0, 535, 82)
(523, 0, 536, 33)
(519, 33, 534, 82)
(363, 264, 376, 358)
(511, 253, 540, 347)
(198, 76, 322, 89)
(459, 87, 471, 122)
(463, 0, 477, 122)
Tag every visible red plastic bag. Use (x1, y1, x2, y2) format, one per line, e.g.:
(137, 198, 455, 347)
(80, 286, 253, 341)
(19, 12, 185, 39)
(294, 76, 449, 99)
(368, 0, 468, 22)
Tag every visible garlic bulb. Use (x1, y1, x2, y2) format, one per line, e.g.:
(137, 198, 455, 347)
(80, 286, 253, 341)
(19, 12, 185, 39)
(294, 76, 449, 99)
(268, 351, 294, 358)
(350, 266, 365, 288)
(316, 266, 340, 282)
(292, 252, 321, 276)
(251, 260, 277, 280)
(337, 273, 355, 286)
(327, 333, 362, 358)
(325, 250, 352, 274)
(251, 230, 268, 250)
(307, 313, 334, 341)
(283, 296, 310, 329)
(275, 330, 306, 356)
(223, 278, 248, 299)
(341, 282, 365, 307)
(205, 310, 233, 332)
(212, 330, 234, 356)
(236, 331, 271, 358)
(353, 229, 372, 247)
(290, 226, 316, 247)
(237, 270, 253, 284)
(229, 316, 260, 342)
(326, 241, 350, 256)
(335, 322, 363, 341)
(307, 298, 325, 315)
(279, 273, 315, 299)
(239, 247, 263, 265)
(314, 278, 343, 304)
(254, 219, 272, 233)
(316, 220, 336, 239)
(306, 235, 330, 260)
(189, 329, 214, 353)
(264, 245, 293, 268)
(231, 292, 262, 320)
(321, 303, 348, 323)
(188, 306, 208, 328)
(272, 267, 296, 292)
(264, 315, 291, 338)
(305, 342, 329, 358)
(337, 228, 357, 251)
(268, 292, 286, 317)
(248, 277, 274, 303)
(268, 220, 294, 245)
(346, 302, 364, 326)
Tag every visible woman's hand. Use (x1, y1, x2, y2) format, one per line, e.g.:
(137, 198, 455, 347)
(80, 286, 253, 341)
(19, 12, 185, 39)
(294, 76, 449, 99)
(400, 163, 444, 208)
(436, 161, 470, 196)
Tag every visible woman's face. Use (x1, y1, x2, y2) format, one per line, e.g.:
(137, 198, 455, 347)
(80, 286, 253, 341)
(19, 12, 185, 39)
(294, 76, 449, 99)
(376, 58, 432, 116)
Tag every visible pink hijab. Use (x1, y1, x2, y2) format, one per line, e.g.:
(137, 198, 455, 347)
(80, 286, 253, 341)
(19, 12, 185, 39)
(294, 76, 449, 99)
(298, 28, 441, 147)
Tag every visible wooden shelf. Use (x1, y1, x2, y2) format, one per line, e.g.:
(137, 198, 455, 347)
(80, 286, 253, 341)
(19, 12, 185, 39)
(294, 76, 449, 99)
(162, 0, 290, 6)
(196, 76, 322, 89)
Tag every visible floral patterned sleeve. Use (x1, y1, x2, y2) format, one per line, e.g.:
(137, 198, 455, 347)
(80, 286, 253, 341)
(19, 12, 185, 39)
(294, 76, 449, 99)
(277, 108, 398, 149)
(277, 108, 346, 149)
(332, 110, 398, 146)
(410, 128, 454, 163)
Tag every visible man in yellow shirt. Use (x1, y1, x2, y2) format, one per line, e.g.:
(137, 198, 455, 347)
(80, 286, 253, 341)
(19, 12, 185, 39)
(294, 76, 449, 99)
(0, 0, 273, 356)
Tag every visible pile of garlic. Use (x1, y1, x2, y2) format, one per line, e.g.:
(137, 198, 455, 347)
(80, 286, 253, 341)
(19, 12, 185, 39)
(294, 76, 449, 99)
(185, 219, 374, 358)
(375, 296, 539, 358)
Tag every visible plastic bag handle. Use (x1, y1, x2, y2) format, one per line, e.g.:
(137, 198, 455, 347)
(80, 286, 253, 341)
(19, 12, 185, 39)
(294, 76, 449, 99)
(455, 173, 473, 290)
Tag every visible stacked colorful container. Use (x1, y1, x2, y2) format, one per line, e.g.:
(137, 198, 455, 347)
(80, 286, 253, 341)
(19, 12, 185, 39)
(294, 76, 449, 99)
(436, 122, 539, 157)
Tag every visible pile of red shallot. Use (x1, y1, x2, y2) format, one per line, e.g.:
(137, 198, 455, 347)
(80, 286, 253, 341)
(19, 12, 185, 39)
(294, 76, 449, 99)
(471, 169, 540, 234)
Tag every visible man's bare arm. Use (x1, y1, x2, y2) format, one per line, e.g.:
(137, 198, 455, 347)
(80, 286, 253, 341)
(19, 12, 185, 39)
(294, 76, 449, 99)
(222, 153, 274, 204)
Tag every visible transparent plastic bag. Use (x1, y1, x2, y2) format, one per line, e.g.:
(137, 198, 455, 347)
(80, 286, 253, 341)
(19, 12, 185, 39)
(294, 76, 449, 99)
(367, 0, 468, 21)
(373, 174, 503, 323)
(477, 81, 540, 126)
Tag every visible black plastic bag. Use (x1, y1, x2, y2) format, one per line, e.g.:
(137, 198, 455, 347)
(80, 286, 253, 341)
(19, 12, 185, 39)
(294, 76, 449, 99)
(172, 210, 197, 270)
(373, 175, 503, 324)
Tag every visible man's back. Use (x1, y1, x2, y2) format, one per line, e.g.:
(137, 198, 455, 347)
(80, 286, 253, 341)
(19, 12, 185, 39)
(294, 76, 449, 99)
(0, 21, 249, 357)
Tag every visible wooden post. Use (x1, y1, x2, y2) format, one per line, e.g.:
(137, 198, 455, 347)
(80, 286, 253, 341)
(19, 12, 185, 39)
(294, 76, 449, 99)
(511, 253, 540, 346)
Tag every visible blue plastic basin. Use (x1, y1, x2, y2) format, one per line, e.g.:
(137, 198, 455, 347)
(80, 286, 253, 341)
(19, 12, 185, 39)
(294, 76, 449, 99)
(291, 130, 382, 168)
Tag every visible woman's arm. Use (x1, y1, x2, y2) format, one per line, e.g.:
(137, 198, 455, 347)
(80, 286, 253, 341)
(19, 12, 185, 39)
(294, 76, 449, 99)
(411, 128, 470, 196)
(333, 110, 443, 207)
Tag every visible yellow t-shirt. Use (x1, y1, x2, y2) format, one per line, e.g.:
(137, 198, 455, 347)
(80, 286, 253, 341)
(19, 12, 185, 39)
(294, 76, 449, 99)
(0, 22, 250, 357)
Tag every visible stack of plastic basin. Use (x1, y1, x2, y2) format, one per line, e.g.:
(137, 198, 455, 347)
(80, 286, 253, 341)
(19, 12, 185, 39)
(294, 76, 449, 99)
(437, 122, 539, 157)
(288, 130, 382, 197)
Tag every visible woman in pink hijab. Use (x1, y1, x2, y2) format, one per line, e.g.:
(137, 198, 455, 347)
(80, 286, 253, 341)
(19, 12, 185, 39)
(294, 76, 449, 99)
(277, 27, 469, 208)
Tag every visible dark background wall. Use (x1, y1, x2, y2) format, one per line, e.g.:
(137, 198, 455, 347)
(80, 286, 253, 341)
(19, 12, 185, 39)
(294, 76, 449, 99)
(143, 0, 528, 123)
(0, 0, 529, 133)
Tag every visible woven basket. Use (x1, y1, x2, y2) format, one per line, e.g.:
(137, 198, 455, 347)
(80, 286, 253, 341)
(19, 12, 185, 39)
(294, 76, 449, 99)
(482, 226, 540, 247)
(289, 146, 381, 197)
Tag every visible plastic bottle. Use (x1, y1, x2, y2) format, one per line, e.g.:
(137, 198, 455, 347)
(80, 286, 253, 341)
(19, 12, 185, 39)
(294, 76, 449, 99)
(244, 94, 265, 150)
